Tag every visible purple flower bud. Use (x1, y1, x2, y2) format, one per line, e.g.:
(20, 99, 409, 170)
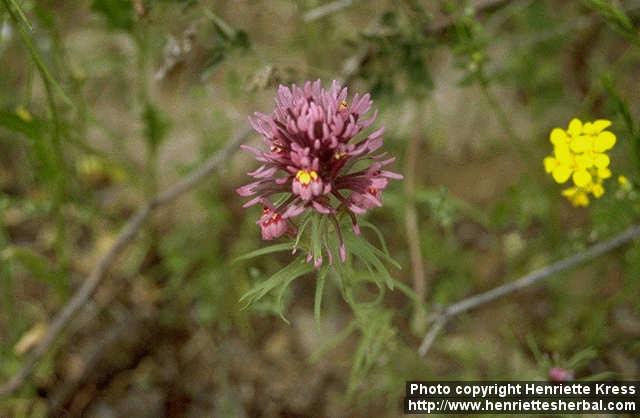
(548, 367, 574, 382)
(257, 206, 288, 240)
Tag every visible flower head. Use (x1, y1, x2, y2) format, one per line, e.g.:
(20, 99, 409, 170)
(237, 80, 401, 255)
(548, 367, 574, 382)
(543, 118, 616, 207)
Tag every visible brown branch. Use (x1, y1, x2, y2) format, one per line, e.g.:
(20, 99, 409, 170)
(0, 128, 251, 398)
(418, 224, 640, 357)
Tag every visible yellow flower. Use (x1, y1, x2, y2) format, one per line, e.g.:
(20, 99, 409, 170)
(562, 187, 590, 207)
(618, 175, 632, 192)
(15, 105, 32, 122)
(544, 118, 617, 207)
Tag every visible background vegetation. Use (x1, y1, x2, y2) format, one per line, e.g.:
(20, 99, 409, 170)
(1, 0, 640, 416)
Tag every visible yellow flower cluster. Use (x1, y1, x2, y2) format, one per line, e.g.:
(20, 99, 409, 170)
(544, 118, 616, 207)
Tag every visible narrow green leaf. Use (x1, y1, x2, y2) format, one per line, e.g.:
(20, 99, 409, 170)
(239, 259, 313, 308)
(389, 277, 425, 308)
(274, 272, 305, 324)
(310, 214, 323, 265)
(314, 267, 328, 326)
(360, 234, 402, 270)
(232, 242, 293, 264)
(292, 214, 312, 253)
(3, 0, 73, 107)
(143, 102, 170, 150)
(583, 0, 638, 46)
(345, 272, 385, 309)
(6, 0, 32, 31)
(359, 219, 391, 257)
(344, 232, 398, 289)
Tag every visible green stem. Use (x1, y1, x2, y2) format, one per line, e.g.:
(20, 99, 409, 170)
(4, 0, 70, 275)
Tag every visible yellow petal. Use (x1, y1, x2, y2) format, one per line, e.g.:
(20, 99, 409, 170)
(618, 175, 632, 191)
(597, 167, 612, 179)
(575, 192, 590, 207)
(592, 183, 605, 198)
(593, 153, 610, 168)
(562, 187, 578, 197)
(550, 128, 568, 145)
(574, 153, 593, 169)
(568, 118, 583, 136)
(591, 119, 612, 133)
(570, 135, 590, 153)
(594, 131, 616, 152)
(543, 156, 557, 173)
(552, 165, 572, 183)
(554, 143, 572, 161)
(572, 170, 592, 187)
(15, 106, 32, 122)
(582, 122, 595, 134)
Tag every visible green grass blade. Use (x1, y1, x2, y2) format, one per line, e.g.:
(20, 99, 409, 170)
(314, 267, 328, 326)
(232, 242, 293, 264)
(359, 219, 391, 257)
(239, 259, 313, 307)
(3, 0, 73, 107)
(6, 0, 32, 31)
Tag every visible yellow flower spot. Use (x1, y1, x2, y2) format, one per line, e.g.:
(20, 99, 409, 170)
(15, 106, 32, 122)
(338, 100, 348, 111)
(562, 187, 590, 207)
(618, 175, 632, 192)
(295, 169, 318, 185)
(591, 183, 605, 198)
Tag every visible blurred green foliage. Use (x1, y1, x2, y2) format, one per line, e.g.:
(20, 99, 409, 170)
(1, 0, 640, 416)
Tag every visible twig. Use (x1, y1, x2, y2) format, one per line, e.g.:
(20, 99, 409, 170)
(418, 224, 640, 357)
(0, 128, 251, 398)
